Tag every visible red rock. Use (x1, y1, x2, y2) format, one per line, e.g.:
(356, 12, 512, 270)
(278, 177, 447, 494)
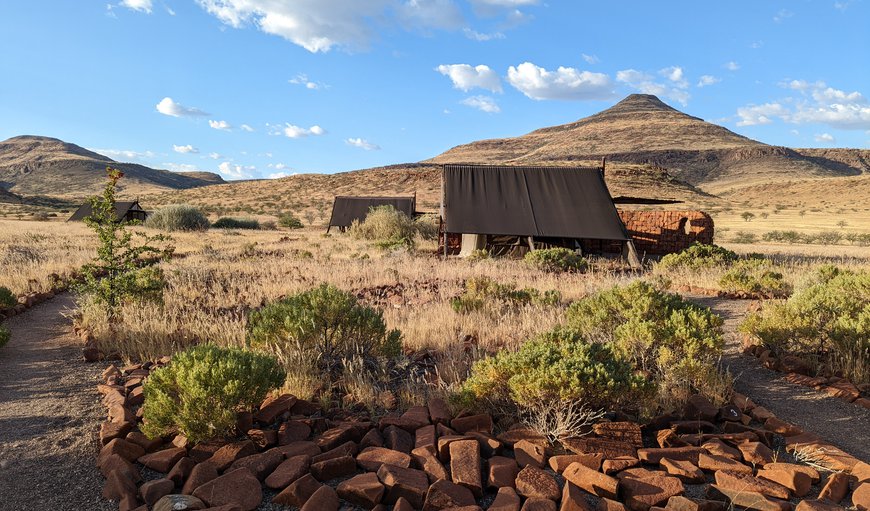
(523, 498, 558, 511)
(192, 468, 262, 511)
(764, 463, 820, 484)
(255, 393, 297, 424)
(707, 485, 792, 511)
(602, 457, 640, 475)
(824, 380, 860, 402)
(380, 415, 427, 433)
(300, 485, 339, 511)
(99, 453, 142, 483)
(855, 398, 870, 410)
(749, 406, 775, 422)
(491, 486, 522, 511)
(265, 454, 310, 489)
(665, 496, 726, 511)
(438, 435, 475, 460)
(413, 445, 450, 483)
(620, 475, 685, 511)
(101, 421, 133, 445)
(598, 498, 629, 511)
(173, 435, 191, 450)
(315, 425, 358, 451)
(416, 424, 436, 451)
(714, 471, 791, 500)
(660, 458, 704, 483)
(273, 473, 323, 508)
(394, 496, 417, 511)
(312, 440, 358, 464)
(290, 398, 321, 416)
(451, 413, 493, 434)
(701, 439, 742, 460)
(794, 500, 845, 511)
(515, 439, 548, 468)
(784, 438, 859, 472)
(125, 431, 162, 453)
(564, 438, 638, 459)
(618, 468, 668, 480)
(385, 424, 414, 454)
(731, 392, 755, 412)
(819, 472, 852, 503)
(450, 439, 483, 497)
(127, 386, 145, 406)
(153, 494, 207, 511)
(377, 463, 430, 508)
(99, 438, 146, 466)
(403, 405, 432, 424)
(236, 412, 253, 436)
(141, 478, 174, 506)
(516, 465, 560, 501)
(657, 430, 688, 448)
(182, 461, 219, 494)
(488, 456, 519, 488)
(595, 422, 643, 447)
(468, 431, 502, 457)
(228, 448, 283, 481)
(563, 461, 620, 499)
(739, 442, 774, 466)
(698, 453, 752, 474)
(357, 446, 413, 471)
(103, 470, 137, 503)
(208, 441, 256, 472)
(853, 461, 870, 483)
(638, 447, 704, 465)
(561, 481, 593, 511)
(360, 428, 385, 450)
(247, 429, 277, 449)
(497, 428, 549, 448)
(167, 457, 197, 485)
(549, 454, 603, 473)
(764, 417, 802, 437)
(757, 468, 812, 497)
(683, 395, 718, 422)
(311, 454, 356, 481)
(428, 398, 452, 424)
(337, 472, 385, 509)
(139, 447, 188, 473)
(423, 479, 476, 511)
(853, 482, 870, 511)
(717, 405, 742, 423)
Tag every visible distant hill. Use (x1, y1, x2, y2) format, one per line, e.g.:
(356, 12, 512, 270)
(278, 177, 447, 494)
(0, 136, 224, 198)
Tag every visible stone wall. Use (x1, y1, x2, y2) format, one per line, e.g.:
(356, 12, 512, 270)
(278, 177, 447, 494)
(619, 210, 714, 256)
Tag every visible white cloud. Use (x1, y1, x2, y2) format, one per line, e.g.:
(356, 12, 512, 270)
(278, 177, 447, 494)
(740, 80, 870, 130)
(461, 95, 501, 113)
(240, 124, 255, 132)
(697, 75, 721, 87)
(616, 67, 690, 106)
(207, 152, 223, 160)
(209, 120, 232, 131)
(436, 64, 502, 93)
(660, 66, 688, 88)
(289, 74, 325, 90)
(724, 61, 740, 71)
(750, 40, 764, 49)
(166, 6, 176, 15)
(735, 102, 788, 126)
(278, 124, 326, 138)
(834, 1, 854, 10)
(91, 148, 156, 161)
(218, 161, 256, 179)
(156, 97, 209, 117)
(397, 0, 464, 31)
(267, 162, 292, 170)
(773, 8, 794, 22)
(507, 62, 613, 101)
(815, 133, 836, 143)
(162, 162, 200, 172)
(121, 0, 153, 13)
(581, 53, 599, 65)
(268, 172, 296, 179)
(345, 137, 381, 150)
(463, 28, 505, 41)
(173, 144, 199, 154)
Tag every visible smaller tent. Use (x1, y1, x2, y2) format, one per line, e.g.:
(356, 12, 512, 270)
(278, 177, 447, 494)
(68, 201, 147, 223)
(327, 195, 416, 232)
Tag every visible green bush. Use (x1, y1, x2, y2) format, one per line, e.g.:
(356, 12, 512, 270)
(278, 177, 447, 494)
(414, 214, 439, 241)
(0, 286, 16, 308)
(524, 248, 587, 273)
(656, 243, 738, 272)
(278, 213, 304, 229)
(461, 328, 650, 409)
(741, 269, 870, 383)
(719, 259, 791, 298)
(212, 217, 260, 230)
(451, 277, 561, 314)
(141, 345, 285, 443)
(350, 206, 417, 249)
(730, 231, 758, 244)
(145, 204, 210, 232)
(0, 324, 9, 348)
(566, 281, 725, 405)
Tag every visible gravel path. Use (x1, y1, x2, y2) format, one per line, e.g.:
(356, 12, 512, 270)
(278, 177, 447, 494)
(0, 294, 112, 511)
(688, 294, 870, 463)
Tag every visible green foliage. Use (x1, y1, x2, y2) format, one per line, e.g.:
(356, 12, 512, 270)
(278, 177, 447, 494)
(741, 269, 870, 383)
(349, 206, 417, 249)
(212, 217, 260, 229)
(451, 277, 561, 314)
(566, 281, 725, 405)
(145, 204, 210, 232)
(77, 168, 171, 318)
(730, 231, 758, 244)
(762, 230, 870, 246)
(719, 259, 791, 298)
(656, 243, 738, 272)
(461, 328, 651, 409)
(0, 286, 16, 308)
(0, 324, 9, 349)
(278, 213, 304, 229)
(414, 214, 439, 241)
(741, 211, 756, 222)
(524, 248, 588, 273)
(141, 345, 285, 443)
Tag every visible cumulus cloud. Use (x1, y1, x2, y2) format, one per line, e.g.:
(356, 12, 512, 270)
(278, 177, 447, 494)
(697, 75, 721, 87)
(91, 148, 156, 161)
(240, 124, 255, 132)
(218, 161, 256, 179)
(461, 95, 501, 113)
(581, 53, 600, 65)
(616, 67, 690, 106)
(507, 62, 613, 100)
(724, 61, 740, 71)
(162, 162, 200, 172)
(268, 162, 292, 170)
(121, 0, 153, 13)
(735, 80, 870, 130)
(207, 152, 223, 160)
(268, 171, 296, 179)
(290, 73, 325, 90)
(736, 102, 789, 126)
(815, 133, 835, 143)
(345, 137, 381, 150)
(209, 120, 232, 131)
(436, 64, 502, 93)
(279, 124, 326, 138)
(463, 28, 505, 41)
(172, 144, 199, 154)
(773, 9, 794, 22)
(156, 97, 209, 117)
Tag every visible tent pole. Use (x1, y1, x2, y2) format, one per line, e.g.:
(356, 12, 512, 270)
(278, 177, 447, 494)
(441, 168, 447, 259)
(625, 240, 641, 269)
(527, 236, 535, 251)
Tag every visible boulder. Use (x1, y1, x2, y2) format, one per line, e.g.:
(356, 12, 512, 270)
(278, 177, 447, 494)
(739, 442, 774, 466)
(549, 454, 603, 473)
(311, 440, 357, 464)
(698, 453, 752, 474)
(561, 481, 593, 511)
(254, 393, 296, 424)
(450, 439, 483, 497)
(277, 420, 311, 445)
(265, 454, 311, 489)
(523, 498, 558, 511)
(423, 479, 476, 511)
(563, 461, 619, 499)
(385, 425, 414, 454)
(516, 465, 560, 501)
(182, 462, 219, 495)
(660, 458, 704, 483)
(594, 422, 643, 447)
(138, 447, 188, 473)
(377, 463, 430, 508)
(638, 447, 704, 465)
(853, 482, 870, 511)
(490, 486, 522, 511)
(357, 446, 412, 471)
(167, 457, 197, 485)
(272, 473, 323, 508)
(310, 455, 356, 481)
(140, 478, 175, 506)
(619, 474, 685, 511)
(412, 445, 450, 483)
(208, 441, 256, 472)
(714, 471, 791, 500)
(228, 448, 283, 481)
(451, 413, 493, 434)
(337, 472, 385, 509)
(488, 456, 520, 489)
(602, 457, 640, 475)
(683, 395, 718, 422)
(706, 485, 792, 511)
(275, 440, 320, 458)
(191, 468, 262, 511)
(757, 468, 812, 497)
(794, 500, 845, 511)
(300, 485, 339, 511)
(818, 472, 852, 503)
(428, 398, 452, 424)
(515, 439, 548, 468)
(360, 428, 385, 450)
(153, 495, 206, 511)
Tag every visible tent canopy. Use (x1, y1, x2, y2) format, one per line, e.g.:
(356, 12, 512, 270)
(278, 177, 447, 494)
(442, 164, 629, 241)
(68, 201, 146, 222)
(328, 196, 416, 229)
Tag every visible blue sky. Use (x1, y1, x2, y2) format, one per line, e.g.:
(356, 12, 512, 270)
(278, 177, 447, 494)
(1, 1, 868, 180)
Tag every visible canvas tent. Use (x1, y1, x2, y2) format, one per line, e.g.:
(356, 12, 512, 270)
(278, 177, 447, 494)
(327, 195, 416, 232)
(68, 201, 148, 223)
(440, 164, 640, 266)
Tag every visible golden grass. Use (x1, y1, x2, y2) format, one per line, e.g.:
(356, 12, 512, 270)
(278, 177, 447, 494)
(0, 220, 94, 294)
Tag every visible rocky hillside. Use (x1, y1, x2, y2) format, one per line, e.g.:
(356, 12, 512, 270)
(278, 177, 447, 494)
(0, 136, 224, 198)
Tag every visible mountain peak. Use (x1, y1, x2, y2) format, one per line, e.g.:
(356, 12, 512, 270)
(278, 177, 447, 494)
(607, 94, 680, 114)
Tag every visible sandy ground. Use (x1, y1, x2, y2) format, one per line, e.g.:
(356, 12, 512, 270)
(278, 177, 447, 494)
(0, 293, 113, 511)
(688, 294, 870, 463)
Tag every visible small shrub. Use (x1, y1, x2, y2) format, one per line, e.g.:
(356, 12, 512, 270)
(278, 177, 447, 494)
(0, 286, 16, 308)
(451, 277, 561, 314)
(278, 213, 304, 229)
(141, 345, 285, 443)
(466, 249, 491, 261)
(656, 243, 738, 272)
(741, 212, 756, 222)
(0, 325, 9, 348)
(525, 248, 587, 273)
(719, 259, 791, 298)
(145, 204, 210, 232)
(414, 214, 439, 241)
(731, 231, 758, 244)
(350, 206, 416, 249)
(212, 217, 260, 230)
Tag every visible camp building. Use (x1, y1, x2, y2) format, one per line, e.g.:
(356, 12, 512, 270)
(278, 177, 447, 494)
(68, 201, 148, 223)
(327, 195, 416, 233)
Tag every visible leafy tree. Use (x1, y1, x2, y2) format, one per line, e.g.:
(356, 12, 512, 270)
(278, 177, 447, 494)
(741, 211, 756, 222)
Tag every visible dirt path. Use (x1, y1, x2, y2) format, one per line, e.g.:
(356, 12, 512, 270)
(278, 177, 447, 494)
(0, 294, 112, 511)
(688, 294, 870, 462)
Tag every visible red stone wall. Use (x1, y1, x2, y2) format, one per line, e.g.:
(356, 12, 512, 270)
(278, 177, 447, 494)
(618, 210, 714, 256)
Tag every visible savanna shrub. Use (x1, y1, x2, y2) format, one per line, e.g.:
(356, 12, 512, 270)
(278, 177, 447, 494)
(461, 328, 651, 409)
(145, 204, 210, 232)
(0, 286, 16, 308)
(141, 345, 286, 443)
(414, 214, 439, 241)
(278, 213, 304, 229)
(656, 243, 738, 272)
(0, 325, 10, 348)
(566, 281, 725, 405)
(451, 277, 561, 314)
(524, 248, 587, 273)
(350, 206, 417, 248)
(719, 259, 791, 298)
(741, 268, 870, 383)
(212, 217, 260, 230)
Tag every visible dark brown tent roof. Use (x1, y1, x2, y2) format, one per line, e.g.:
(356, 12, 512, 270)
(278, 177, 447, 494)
(442, 164, 629, 240)
(68, 201, 144, 222)
(612, 196, 684, 205)
(328, 196, 416, 229)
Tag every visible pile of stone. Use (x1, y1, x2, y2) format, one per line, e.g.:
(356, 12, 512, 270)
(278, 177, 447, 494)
(0, 288, 63, 320)
(96, 364, 870, 511)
